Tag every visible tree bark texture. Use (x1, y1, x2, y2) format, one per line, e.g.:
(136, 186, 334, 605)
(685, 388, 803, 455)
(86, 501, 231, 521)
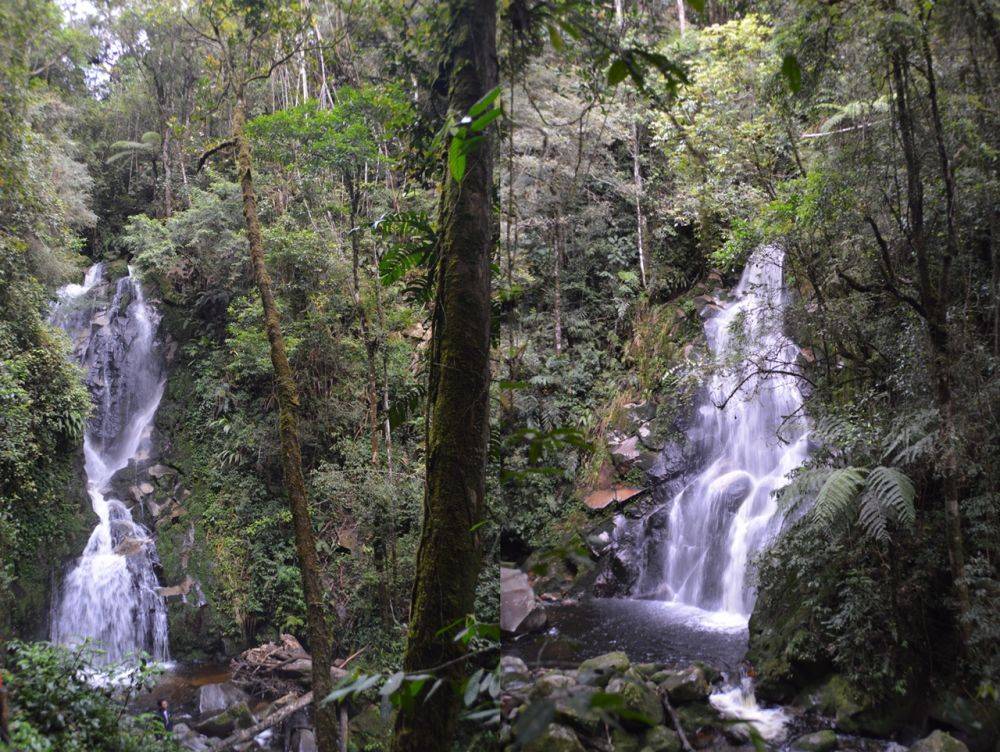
(233, 96, 340, 752)
(391, 0, 497, 749)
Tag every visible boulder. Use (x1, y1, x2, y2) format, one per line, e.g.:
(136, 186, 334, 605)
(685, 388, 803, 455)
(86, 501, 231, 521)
(198, 681, 249, 717)
(607, 672, 664, 728)
(553, 686, 602, 734)
(171, 723, 212, 751)
(610, 436, 642, 465)
(148, 463, 176, 479)
(501, 567, 546, 634)
(524, 723, 585, 752)
(658, 666, 710, 703)
(193, 701, 255, 738)
(533, 672, 577, 697)
(501, 655, 531, 685)
(138, 482, 155, 495)
(351, 703, 391, 749)
(578, 651, 630, 685)
(928, 694, 1000, 752)
(644, 725, 682, 752)
(791, 729, 838, 752)
(910, 731, 970, 752)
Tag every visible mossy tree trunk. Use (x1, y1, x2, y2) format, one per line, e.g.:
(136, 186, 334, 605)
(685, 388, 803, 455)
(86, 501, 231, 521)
(232, 93, 341, 752)
(391, 0, 497, 749)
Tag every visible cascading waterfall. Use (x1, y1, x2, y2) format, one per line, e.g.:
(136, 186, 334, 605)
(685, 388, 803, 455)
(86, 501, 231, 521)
(49, 263, 169, 666)
(650, 244, 808, 616)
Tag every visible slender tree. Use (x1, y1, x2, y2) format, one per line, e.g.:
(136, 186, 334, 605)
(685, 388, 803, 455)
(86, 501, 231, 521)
(391, 0, 497, 749)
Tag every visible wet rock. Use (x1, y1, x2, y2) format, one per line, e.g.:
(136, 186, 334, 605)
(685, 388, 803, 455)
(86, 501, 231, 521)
(611, 436, 642, 465)
(138, 481, 155, 495)
(113, 536, 148, 556)
(554, 685, 602, 734)
(928, 693, 1000, 752)
(148, 463, 176, 479)
(198, 681, 248, 717)
(171, 723, 212, 751)
(351, 703, 391, 749)
(909, 730, 969, 752)
(673, 701, 723, 748)
(533, 672, 577, 697)
(158, 575, 194, 599)
(523, 723, 586, 752)
(501, 567, 547, 634)
(791, 729, 838, 752)
(578, 651, 630, 685)
(644, 725, 683, 752)
(193, 700, 255, 737)
(607, 671, 664, 728)
(502, 655, 531, 684)
(658, 666, 710, 703)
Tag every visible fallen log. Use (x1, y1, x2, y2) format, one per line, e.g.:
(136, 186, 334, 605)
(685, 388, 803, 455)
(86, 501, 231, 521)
(212, 691, 312, 751)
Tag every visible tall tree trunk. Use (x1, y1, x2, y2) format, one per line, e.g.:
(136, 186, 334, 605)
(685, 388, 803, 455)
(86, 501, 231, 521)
(232, 95, 340, 752)
(390, 0, 496, 749)
(890, 49, 971, 641)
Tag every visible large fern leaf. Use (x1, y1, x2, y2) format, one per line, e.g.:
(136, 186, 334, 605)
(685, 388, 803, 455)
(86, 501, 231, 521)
(812, 467, 868, 535)
(862, 466, 916, 537)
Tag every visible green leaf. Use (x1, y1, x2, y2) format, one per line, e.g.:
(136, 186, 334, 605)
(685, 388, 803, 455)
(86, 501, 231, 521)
(512, 699, 555, 745)
(380, 671, 405, 698)
(448, 137, 466, 182)
(607, 59, 630, 87)
(470, 106, 502, 133)
(547, 23, 565, 51)
(464, 668, 484, 706)
(686, 0, 705, 12)
(781, 54, 802, 93)
(468, 85, 502, 118)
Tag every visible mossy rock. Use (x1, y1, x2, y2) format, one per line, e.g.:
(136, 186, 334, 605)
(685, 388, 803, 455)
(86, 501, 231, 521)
(607, 670, 664, 728)
(523, 723, 586, 752)
(351, 703, 392, 749)
(658, 666, 710, 704)
(578, 651, 630, 687)
(643, 725, 682, 752)
(791, 729, 838, 752)
(909, 730, 970, 752)
(193, 701, 255, 738)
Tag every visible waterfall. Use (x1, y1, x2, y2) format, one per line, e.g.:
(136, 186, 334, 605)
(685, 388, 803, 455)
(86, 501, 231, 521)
(49, 263, 169, 665)
(645, 245, 808, 616)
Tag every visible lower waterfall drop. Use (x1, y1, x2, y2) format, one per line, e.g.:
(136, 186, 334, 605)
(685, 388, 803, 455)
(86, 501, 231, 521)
(49, 263, 170, 666)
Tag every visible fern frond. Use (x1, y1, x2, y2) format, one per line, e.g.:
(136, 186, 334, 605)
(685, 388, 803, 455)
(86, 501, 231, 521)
(865, 466, 916, 527)
(819, 96, 889, 133)
(812, 467, 867, 536)
(882, 408, 937, 464)
(777, 465, 832, 516)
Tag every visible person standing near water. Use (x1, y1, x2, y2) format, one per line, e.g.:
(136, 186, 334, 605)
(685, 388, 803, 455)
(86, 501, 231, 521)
(157, 699, 172, 735)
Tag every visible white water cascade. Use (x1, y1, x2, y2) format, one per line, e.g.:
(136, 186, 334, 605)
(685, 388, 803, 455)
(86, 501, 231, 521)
(652, 244, 809, 616)
(49, 263, 169, 665)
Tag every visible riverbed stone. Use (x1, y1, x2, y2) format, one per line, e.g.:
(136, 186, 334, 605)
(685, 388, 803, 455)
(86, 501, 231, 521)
(553, 685, 602, 734)
(607, 671, 664, 728)
(501, 567, 547, 634)
(791, 729, 838, 752)
(193, 700, 255, 737)
(673, 701, 722, 748)
(171, 723, 211, 751)
(578, 651, 630, 679)
(502, 655, 531, 685)
(198, 681, 248, 716)
(659, 666, 710, 703)
(524, 722, 586, 752)
(909, 730, 970, 752)
(644, 725, 682, 752)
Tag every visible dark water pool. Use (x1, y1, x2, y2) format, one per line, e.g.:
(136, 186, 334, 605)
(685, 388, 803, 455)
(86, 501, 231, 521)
(503, 598, 749, 671)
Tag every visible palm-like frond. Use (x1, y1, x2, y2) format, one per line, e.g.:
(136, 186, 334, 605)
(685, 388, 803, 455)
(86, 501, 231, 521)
(107, 132, 161, 165)
(819, 96, 889, 133)
(882, 408, 937, 464)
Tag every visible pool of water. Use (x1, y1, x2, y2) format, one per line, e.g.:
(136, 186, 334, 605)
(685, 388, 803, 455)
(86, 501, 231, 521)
(503, 598, 750, 670)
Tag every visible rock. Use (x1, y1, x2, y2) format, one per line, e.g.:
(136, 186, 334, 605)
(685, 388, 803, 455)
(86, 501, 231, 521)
(193, 701, 255, 738)
(659, 666, 710, 703)
(171, 723, 211, 751)
(113, 536, 147, 556)
(578, 651, 630, 685)
(198, 681, 249, 717)
(553, 686, 602, 734)
(607, 672, 664, 728)
(351, 703, 391, 748)
(533, 672, 577, 697)
(928, 693, 1000, 752)
(524, 722, 586, 752)
(674, 702, 723, 748)
(583, 486, 645, 510)
(644, 725, 682, 752)
(791, 729, 838, 752)
(148, 463, 176, 479)
(501, 567, 547, 634)
(502, 655, 530, 684)
(612, 726, 644, 752)
(277, 657, 314, 683)
(909, 731, 970, 752)
(138, 481, 155, 495)
(611, 436, 642, 465)
(158, 575, 194, 599)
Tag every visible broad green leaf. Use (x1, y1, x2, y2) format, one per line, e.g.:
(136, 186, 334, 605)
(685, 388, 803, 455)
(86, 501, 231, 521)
(470, 106, 502, 133)
(469, 85, 502, 117)
(547, 23, 565, 51)
(448, 137, 466, 181)
(781, 54, 802, 93)
(607, 59, 629, 87)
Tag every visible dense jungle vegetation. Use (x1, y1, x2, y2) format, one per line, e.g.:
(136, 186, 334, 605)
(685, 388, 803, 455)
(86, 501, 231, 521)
(0, 0, 997, 750)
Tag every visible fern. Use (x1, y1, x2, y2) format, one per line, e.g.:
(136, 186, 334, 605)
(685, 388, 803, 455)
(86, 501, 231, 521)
(882, 408, 937, 465)
(810, 465, 915, 541)
(107, 131, 161, 165)
(819, 96, 889, 133)
(813, 467, 867, 535)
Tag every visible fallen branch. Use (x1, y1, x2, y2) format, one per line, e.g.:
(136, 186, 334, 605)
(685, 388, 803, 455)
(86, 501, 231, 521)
(662, 692, 696, 752)
(212, 690, 312, 751)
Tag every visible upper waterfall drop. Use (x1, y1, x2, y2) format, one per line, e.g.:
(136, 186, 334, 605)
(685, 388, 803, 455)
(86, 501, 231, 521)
(651, 245, 809, 616)
(49, 263, 169, 665)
